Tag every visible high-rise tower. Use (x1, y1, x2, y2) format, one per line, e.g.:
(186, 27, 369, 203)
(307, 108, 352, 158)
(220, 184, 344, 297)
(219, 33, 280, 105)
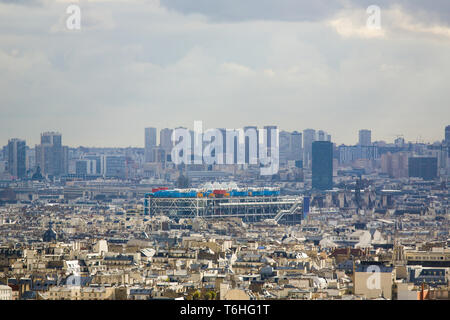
(312, 141, 333, 190)
(8, 138, 26, 179)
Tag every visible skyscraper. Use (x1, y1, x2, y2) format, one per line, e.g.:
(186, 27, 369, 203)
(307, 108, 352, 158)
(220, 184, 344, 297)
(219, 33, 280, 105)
(244, 126, 259, 165)
(445, 125, 450, 157)
(145, 127, 157, 162)
(279, 131, 291, 165)
(317, 130, 325, 141)
(264, 125, 278, 157)
(102, 155, 126, 179)
(290, 131, 303, 165)
(289, 131, 303, 168)
(445, 125, 450, 145)
(62, 146, 69, 175)
(189, 129, 197, 163)
(8, 138, 26, 179)
(218, 128, 227, 164)
(84, 155, 102, 174)
(279, 131, 303, 164)
(408, 157, 438, 180)
(75, 159, 97, 176)
(381, 152, 408, 178)
(358, 129, 372, 146)
(303, 129, 316, 169)
(160, 128, 173, 161)
(35, 132, 67, 177)
(152, 147, 167, 164)
(312, 141, 333, 190)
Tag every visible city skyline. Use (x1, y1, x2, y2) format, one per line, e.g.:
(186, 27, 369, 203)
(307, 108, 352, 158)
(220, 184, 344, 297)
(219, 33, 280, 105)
(0, 0, 449, 305)
(2, 125, 448, 150)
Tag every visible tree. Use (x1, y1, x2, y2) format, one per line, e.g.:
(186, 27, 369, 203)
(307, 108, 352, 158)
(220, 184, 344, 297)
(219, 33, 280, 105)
(192, 290, 201, 300)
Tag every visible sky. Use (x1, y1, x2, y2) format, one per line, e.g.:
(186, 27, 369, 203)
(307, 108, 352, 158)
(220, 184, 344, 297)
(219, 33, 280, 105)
(0, 0, 449, 148)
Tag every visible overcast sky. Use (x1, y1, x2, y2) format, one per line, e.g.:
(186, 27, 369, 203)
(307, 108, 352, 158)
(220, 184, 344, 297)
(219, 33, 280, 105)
(1, 0, 449, 147)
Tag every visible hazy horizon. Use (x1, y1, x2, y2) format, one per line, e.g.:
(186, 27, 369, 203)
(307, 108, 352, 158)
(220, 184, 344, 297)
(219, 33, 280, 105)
(3, 124, 448, 150)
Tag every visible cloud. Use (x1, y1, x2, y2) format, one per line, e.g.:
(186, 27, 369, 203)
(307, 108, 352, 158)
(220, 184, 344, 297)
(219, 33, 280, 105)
(327, 4, 450, 40)
(0, 0, 449, 147)
(160, 0, 450, 26)
(160, 0, 344, 22)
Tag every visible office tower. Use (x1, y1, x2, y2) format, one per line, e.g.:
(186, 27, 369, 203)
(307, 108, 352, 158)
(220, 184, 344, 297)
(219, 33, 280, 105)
(160, 128, 173, 161)
(189, 130, 196, 163)
(381, 152, 408, 178)
(338, 145, 353, 165)
(35, 132, 67, 177)
(102, 155, 126, 178)
(339, 144, 379, 165)
(244, 126, 259, 164)
(26, 148, 35, 173)
(231, 132, 238, 164)
(152, 147, 166, 164)
(75, 160, 87, 176)
(290, 131, 302, 162)
(145, 127, 157, 162)
(1, 145, 7, 161)
(408, 157, 438, 180)
(279, 131, 291, 165)
(221, 128, 239, 165)
(359, 129, 372, 146)
(7, 139, 26, 179)
(392, 152, 408, 178)
(312, 141, 333, 190)
(317, 130, 326, 141)
(218, 128, 227, 164)
(303, 129, 316, 169)
(84, 155, 102, 174)
(173, 126, 189, 163)
(445, 125, 450, 145)
(394, 137, 405, 147)
(62, 146, 69, 175)
(75, 159, 97, 175)
(264, 125, 278, 157)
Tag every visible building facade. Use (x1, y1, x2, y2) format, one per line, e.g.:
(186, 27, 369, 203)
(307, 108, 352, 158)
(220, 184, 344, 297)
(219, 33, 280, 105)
(35, 132, 68, 177)
(8, 138, 26, 179)
(408, 157, 438, 180)
(312, 141, 333, 190)
(145, 127, 157, 163)
(303, 129, 316, 169)
(358, 129, 372, 146)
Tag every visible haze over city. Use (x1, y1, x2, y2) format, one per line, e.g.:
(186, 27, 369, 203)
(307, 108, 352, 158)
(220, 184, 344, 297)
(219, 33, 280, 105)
(0, 0, 450, 307)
